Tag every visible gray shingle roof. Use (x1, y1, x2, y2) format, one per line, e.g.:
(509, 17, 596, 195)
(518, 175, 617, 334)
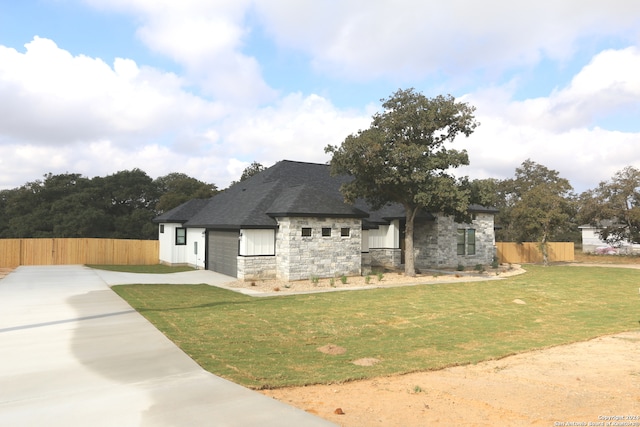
(154, 160, 497, 229)
(152, 198, 210, 223)
(182, 160, 367, 229)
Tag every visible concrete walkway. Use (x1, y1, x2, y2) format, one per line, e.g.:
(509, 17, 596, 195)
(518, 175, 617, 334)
(0, 265, 336, 427)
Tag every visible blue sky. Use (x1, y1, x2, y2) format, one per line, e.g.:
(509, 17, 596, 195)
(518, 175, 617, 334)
(1, 0, 640, 193)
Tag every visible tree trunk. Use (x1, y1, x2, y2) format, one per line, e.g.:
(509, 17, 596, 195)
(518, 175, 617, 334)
(540, 231, 549, 266)
(404, 205, 419, 277)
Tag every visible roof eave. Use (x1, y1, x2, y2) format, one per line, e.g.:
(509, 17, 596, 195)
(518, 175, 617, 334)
(267, 211, 368, 219)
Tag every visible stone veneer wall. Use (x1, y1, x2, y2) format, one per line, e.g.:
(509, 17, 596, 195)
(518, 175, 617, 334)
(237, 255, 276, 281)
(369, 248, 402, 269)
(275, 217, 362, 281)
(413, 213, 495, 269)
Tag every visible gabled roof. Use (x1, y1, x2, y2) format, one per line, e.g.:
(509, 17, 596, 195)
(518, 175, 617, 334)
(266, 184, 368, 218)
(182, 160, 366, 229)
(153, 198, 210, 223)
(155, 160, 498, 229)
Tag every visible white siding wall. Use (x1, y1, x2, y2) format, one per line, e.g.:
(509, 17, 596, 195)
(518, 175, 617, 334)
(580, 226, 640, 253)
(368, 220, 400, 248)
(240, 229, 275, 256)
(158, 223, 206, 268)
(361, 229, 369, 252)
(158, 223, 174, 263)
(186, 228, 206, 269)
(581, 227, 606, 248)
(158, 223, 186, 264)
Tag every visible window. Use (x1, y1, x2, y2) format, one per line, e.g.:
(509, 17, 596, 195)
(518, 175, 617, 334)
(322, 227, 331, 237)
(301, 228, 312, 237)
(457, 229, 476, 255)
(457, 229, 466, 255)
(194, 241, 198, 255)
(466, 229, 476, 255)
(341, 227, 350, 237)
(175, 227, 186, 245)
(159, 224, 164, 233)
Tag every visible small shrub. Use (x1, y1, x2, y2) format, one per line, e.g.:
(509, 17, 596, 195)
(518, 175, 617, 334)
(432, 272, 440, 278)
(475, 264, 485, 273)
(310, 276, 319, 285)
(491, 257, 499, 269)
(329, 278, 335, 286)
(340, 275, 348, 284)
(365, 275, 371, 284)
(457, 264, 465, 271)
(376, 271, 384, 281)
(413, 385, 423, 393)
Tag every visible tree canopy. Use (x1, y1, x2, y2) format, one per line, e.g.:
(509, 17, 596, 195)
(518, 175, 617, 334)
(326, 88, 479, 276)
(493, 160, 576, 264)
(579, 166, 640, 246)
(0, 169, 217, 240)
(155, 172, 218, 213)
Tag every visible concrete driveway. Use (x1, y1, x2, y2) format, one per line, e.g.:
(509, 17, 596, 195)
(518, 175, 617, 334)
(0, 265, 335, 427)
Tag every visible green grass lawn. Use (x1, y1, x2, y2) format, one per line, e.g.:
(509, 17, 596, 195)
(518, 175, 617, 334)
(113, 265, 640, 389)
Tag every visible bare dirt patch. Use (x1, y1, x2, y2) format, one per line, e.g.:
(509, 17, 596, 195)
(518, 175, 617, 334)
(351, 358, 380, 367)
(262, 331, 640, 426)
(318, 344, 347, 355)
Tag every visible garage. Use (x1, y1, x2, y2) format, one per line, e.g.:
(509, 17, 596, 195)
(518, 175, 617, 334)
(207, 230, 239, 277)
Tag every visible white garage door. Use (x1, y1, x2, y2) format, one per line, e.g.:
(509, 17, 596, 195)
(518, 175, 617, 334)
(208, 230, 239, 277)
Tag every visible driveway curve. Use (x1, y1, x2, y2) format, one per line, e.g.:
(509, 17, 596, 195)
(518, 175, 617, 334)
(0, 265, 335, 427)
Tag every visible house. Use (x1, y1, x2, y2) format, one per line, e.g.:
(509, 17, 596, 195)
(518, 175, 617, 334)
(579, 221, 640, 254)
(153, 160, 498, 281)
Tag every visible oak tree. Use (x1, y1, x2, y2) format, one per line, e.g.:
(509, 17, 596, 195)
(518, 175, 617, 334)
(580, 166, 640, 246)
(326, 88, 478, 276)
(499, 160, 575, 264)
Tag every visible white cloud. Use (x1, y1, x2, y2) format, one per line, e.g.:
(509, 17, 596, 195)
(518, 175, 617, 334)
(2, 1, 640, 198)
(84, 0, 275, 104)
(490, 47, 640, 132)
(254, 0, 640, 81)
(0, 37, 224, 147)
(0, 36, 370, 190)
(461, 47, 640, 192)
(222, 92, 370, 166)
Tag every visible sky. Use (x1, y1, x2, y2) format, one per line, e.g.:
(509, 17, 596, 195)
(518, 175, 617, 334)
(1, 1, 640, 193)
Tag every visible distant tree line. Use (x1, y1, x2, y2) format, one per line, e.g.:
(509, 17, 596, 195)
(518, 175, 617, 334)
(0, 169, 218, 240)
(1, 159, 637, 249)
(470, 160, 640, 255)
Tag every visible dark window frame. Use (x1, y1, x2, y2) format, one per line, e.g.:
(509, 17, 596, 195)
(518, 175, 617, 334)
(457, 228, 476, 255)
(466, 229, 476, 255)
(175, 227, 187, 245)
(322, 227, 331, 237)
(457, 229, 466, 255)
(301, 227, 312, 237)
(340, 227, 350, 237)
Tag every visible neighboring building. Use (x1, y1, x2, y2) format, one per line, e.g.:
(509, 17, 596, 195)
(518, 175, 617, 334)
(154, 160, 498, 281)
(579, 221, 640, 253)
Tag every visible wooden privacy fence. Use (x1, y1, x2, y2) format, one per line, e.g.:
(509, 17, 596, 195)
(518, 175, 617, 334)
(496, 242, 575, 264)
(0, 238, 159, 268)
